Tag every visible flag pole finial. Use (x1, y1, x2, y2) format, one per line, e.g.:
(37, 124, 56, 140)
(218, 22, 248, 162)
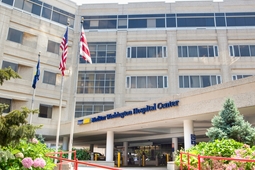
(67, 19, 70, 26)
(81, 17, 84, 24)
(38, 51, 41, 56)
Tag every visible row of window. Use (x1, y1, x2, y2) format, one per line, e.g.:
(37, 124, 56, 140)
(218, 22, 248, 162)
(75, 102, 114, 118)
(82, 12, 255, 30)
(1, 0, 74, 27)
(2, 61, 57, 85)
(127, 46, 167, 58)
(178, 46, 218, 58)
(126, 76, 168, 89)
(8, 28, 61, 54)
(229, 45, 255, 57)
(179, 75, 222, 88)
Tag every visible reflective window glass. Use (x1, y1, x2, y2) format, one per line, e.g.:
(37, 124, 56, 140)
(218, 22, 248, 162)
(31, 4, 41, 16)
(131, 47, 136, 58)
(157, 47, 162, 58)
(239, 45, 250, 57)
(0, 98, 11, 113)
(39, 104, 52, 118)
(199, 46, 208, 57)
(23, 1, 32, 13)
(137, 47, 146, 58)
(2, 61, 18, 72)
(188, 46, 198, 57)
(131, 77, 136, 88)
(156, 19, 165, 27)
(190, 76, 200, 88)
(147, 76, 157, 88)
(2, 0, 14, 5)
(137, 76, 146, 88)
(43, 71, 56, 85)
(147, 47, 156, 58)
(179, 76, 183, 88)
(201, 76, 211, 87)
(147, 19, 156, 28)
(129, 19, 147, 28)
(178, 46, 182, 57)
(158, 76, 163, 88)
(208, 46, 214, 57)
(7, 28, 23, 44)
(183, 46, 188, 57)
(250, 45, 255, 56)
(211, 76, 217, 85)
(234, 45, 240, 56)
(216, 17, 226, 26)
(42, 7, 51, 19)
(167, 18, 176, 27)
(47, 40, 60, 54)
(184, 76, 189, 88)
(14, 0, 24, 9)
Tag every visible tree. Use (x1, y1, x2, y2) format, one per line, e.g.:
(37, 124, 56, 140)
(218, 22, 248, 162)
(206, 98, 255, 146)
(0, 68, 42, 147)
(0, 67, 21, 85)
(37, 134, 45, 144)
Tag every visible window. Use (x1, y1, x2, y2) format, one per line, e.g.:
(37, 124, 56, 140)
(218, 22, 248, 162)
(77, 71, 115, 94)
(0, 98, 11, 113)
(43, 71, 56, 85)
(179, 75, 221, 88)
(75, 102, 114, 118)
(177, 13, 215, 27)
(2, 0, 74, 28)
(229, 45, 255, 57)
(39, 104, 52, 118)
(2, 61, 18, 72)
(127, 46, 167, 58)
(2, 0, 14, 6)
(47, 40, 60, 54)
(80, 42, 116, 64)
(82, 16, 117, 30)
(178, 46, 218, 57)
(126, 76, 168, 89)
(232, 75, 253, 80)
(226, 13, 255, 27)
(7, 28, 23, 44)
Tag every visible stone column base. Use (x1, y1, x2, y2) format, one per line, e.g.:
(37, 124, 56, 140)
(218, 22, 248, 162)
(167, 161, 180, 170)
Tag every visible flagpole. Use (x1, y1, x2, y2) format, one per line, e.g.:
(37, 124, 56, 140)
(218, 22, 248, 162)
(68, 17, 84, 159)
(29, 51, 40, 125)
(55, 21, 69, 163)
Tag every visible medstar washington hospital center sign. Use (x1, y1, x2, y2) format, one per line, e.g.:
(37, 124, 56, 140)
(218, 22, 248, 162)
(78, 100, 179, 125)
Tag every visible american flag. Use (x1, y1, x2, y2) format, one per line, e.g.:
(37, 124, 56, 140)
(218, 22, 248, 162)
(80, 26, 92, 64)
(59, 27, 68, 76)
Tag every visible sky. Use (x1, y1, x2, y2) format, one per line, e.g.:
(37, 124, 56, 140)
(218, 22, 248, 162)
(70, 0, 206, 5)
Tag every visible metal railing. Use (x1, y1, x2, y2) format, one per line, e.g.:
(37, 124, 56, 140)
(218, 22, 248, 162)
(45, 150, 122, 170)
(180, 152, 255, 170)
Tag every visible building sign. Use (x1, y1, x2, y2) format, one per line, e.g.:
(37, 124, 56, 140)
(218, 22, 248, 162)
(78, 100, 179, 125)
(191, 134, 196, 145)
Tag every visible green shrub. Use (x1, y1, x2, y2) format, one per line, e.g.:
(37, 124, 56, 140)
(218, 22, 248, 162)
(61, 148, 91, 160)
(175, 139, 255, 170)
(0, 139, 56, 170)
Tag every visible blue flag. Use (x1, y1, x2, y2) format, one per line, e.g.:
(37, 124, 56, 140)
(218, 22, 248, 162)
(32, 59, 40, 89)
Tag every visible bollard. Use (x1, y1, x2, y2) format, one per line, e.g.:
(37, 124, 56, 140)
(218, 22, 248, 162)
(167, 154, 169, 162)
(143, 155, 145, 167)
(118, 152, 120, 167)
(95, 153, 97, 161)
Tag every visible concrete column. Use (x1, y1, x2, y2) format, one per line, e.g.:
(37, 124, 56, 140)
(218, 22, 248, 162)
(184, 120, 194, 150)
(123, 141, 128, 166)
(106, 131, 114, 161)
(63, 137, 69, 151)
(172, 138, 178, 161)
(90, 144, 94, 152)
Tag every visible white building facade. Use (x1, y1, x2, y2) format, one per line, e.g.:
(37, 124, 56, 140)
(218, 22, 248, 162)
(0, 0, 255, 166)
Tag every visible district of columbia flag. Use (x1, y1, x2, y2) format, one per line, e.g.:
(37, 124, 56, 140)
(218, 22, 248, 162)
(32, 58, 40, 89)
(59, 27, 68, 76)
(80, 26, 92, 64)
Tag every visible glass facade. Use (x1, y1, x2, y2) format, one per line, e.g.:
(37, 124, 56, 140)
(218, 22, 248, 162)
(77, 71, 115, 94)
(75, 101, 114, 118)
(1, 0, 75, 28)
(82, 12, 255, 30)
(178, 46, 218, 57)
(80, 42, 116, 64)
(229, 45, 255, 57)
(179, 75, 221, 88)
(126, 76, 168, 89)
